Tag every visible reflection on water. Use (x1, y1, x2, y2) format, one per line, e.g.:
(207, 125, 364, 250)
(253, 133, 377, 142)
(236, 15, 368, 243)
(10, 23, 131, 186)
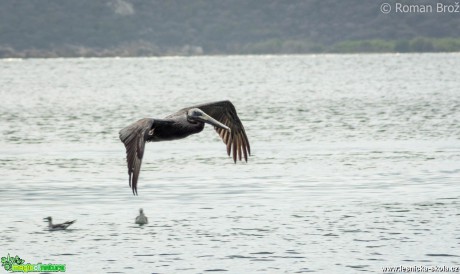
(0, 54, 459, 273)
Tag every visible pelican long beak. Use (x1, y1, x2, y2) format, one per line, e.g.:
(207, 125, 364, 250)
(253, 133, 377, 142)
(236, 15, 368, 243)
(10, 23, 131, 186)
(196, 111, 230, 132)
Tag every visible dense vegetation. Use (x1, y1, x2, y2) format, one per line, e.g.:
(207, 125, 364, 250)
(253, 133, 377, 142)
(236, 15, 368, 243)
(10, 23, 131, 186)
(1, 0, 460, 57)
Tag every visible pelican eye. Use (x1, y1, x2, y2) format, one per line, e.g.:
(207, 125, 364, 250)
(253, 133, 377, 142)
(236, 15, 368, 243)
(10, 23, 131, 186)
(187, 109, 203, 122)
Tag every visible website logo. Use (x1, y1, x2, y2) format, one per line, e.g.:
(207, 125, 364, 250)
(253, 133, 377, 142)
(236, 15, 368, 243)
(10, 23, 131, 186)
(1, 254, 66, 273)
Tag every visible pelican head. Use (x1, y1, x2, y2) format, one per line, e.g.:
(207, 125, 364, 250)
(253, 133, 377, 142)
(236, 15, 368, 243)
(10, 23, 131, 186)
(139, 208, 144, 214)
(187, 108, 230, 132)
(43, 217, 52, 222)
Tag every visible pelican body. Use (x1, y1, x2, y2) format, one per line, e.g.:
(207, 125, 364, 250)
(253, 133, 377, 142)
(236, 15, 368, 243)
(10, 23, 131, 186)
(119, 100, 251, 195)
(44, 217, 76, 231)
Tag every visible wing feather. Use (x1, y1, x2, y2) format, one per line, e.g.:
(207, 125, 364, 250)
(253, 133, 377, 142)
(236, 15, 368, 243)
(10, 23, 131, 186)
(119, 118, 154, 195)
(182, 100, 250, 162)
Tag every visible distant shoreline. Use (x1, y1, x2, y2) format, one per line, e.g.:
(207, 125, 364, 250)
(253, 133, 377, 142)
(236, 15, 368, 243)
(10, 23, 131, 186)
(1, 37, 459, 59)
(1, 52, 459, 61)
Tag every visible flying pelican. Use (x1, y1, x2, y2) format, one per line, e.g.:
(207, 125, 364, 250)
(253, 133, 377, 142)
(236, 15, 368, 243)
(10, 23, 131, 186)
(43, 217, 76, 231)
(119, 100, 251, 195)
(135, 208, 148, 225)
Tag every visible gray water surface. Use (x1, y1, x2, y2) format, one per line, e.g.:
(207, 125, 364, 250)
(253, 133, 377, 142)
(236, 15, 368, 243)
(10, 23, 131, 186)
(1, 54, 459, 273)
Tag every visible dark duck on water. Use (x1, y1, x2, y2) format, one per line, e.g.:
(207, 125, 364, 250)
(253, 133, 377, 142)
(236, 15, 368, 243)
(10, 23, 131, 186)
(43, 217, 76, 231)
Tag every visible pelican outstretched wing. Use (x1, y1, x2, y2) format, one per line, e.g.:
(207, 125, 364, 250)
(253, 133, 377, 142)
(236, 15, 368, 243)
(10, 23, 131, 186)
(119, 118, 154, 195)
(185, 100, 251, 162)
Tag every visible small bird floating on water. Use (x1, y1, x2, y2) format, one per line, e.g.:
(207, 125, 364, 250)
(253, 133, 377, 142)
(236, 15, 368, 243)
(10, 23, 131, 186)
(135, 208, 148, 225)
(43, 217, 76, 231)
(119, 100, 251, 195)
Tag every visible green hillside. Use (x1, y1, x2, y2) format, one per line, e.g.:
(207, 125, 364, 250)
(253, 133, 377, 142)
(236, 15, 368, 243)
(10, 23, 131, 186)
(1, 0, 460, 57)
